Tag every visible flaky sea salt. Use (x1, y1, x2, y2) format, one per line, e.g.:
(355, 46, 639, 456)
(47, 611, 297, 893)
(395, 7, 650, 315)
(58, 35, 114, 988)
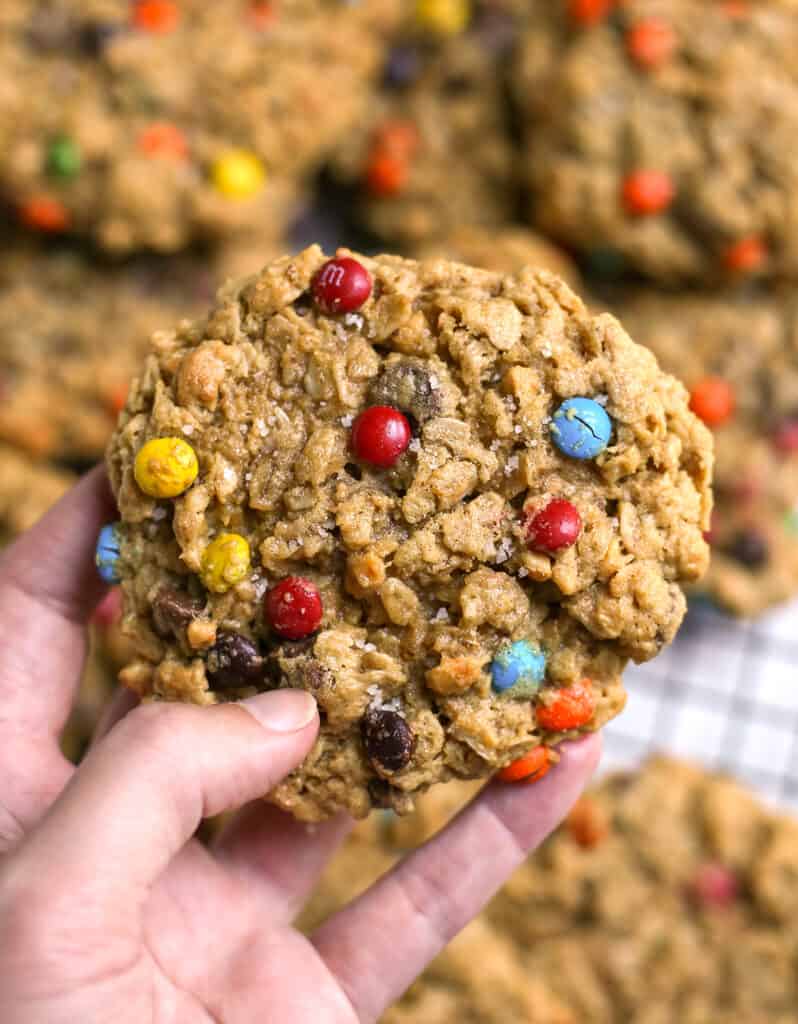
(433, 607, 450, 622)
(595, 394, 609, 406)
(181, 424, 194, 436)
(408, 437, 422, 452)
(340, 413, 354, 428)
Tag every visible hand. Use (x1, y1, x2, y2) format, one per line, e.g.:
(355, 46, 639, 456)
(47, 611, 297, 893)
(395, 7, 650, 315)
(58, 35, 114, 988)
(0, 467, 601, 1023)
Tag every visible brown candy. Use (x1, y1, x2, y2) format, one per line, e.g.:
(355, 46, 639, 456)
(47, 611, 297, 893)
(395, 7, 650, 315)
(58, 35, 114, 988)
(362, 707, 415, 774)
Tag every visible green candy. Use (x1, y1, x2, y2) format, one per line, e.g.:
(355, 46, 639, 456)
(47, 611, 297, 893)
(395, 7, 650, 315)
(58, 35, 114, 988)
(784, 508, 798, 534)
(47, 136, 82, 179)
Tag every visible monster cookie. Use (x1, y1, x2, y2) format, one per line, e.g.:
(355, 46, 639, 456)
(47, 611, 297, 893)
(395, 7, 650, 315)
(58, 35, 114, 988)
(335, 1, 519, 246)
(0, 1, 394, 251)
(415, 226, 581, 286)
(0, 443, 74, 544)
(616, 289, 798, 615)
(489, 756, 798, 1023)
(106, 245, 712, 821)
(516, 1, 798, 283)
(0, 245, 220, 462)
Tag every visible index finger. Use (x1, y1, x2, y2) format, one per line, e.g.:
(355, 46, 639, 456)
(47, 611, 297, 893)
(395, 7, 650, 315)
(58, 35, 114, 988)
(313, 736, 602, 1023)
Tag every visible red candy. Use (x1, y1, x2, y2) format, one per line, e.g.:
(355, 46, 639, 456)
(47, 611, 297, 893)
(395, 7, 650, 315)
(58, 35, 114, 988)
(312, 257, 372, 314)
(773, 419, 798, 453)
(525, 499, 582, 552)
(365, 152, 408, 197)
(622, 170, 675, 216)
(265, 577, 323, 640)
(132, 0, 179, 32)
(351, 406, 412, 468)
(626, 18, 677, 68)
(19, 196, 70, 233)
(568, 0, 614, 26)
(689, 862, 739, 908)
(138, 123, 188, 160)
(91, 587, 123, 628)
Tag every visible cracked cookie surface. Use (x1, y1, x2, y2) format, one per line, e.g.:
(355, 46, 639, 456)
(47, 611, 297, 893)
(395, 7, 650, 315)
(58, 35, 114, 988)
(517, 0, 798, 283)
(107, 245, 711, 820)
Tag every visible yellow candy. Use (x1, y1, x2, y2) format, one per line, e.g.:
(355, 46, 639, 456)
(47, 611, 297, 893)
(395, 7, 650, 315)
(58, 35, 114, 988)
(200, 533, 251, 594)
(211, 150, 266, 199)
(415, 0, 470, 35)
(134, 437, 199, 498)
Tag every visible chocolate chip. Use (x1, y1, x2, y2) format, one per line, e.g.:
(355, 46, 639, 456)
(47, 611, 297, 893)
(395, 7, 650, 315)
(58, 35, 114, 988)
(152, 586, 205, 639)
(441, 73, 475, 97)
(472, 9, 518, 54)
(206, 632, 265, 690)
(344, 462, 363, 481)
(726, 529, 769, 569)
(78, 20, 122, 56)
(369, 361, 442, 426)
(382, 44, 422, 89)
(362, 707, 415, 774)
(292, 291, 312, 317)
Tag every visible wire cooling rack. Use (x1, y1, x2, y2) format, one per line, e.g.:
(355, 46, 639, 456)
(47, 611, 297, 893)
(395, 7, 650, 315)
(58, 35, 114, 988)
(602, 598, 798, 809)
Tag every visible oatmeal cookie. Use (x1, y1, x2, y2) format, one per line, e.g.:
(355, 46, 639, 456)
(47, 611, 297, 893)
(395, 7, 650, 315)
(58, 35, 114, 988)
(0, 245, 227, 462)
(490, 756, 798, 1023)
(415, 225, 581, 286)
(0, 0, 393, 252)
(335, 1, 520, 246)
(106, 245, 712, 821)
(615, 289, 798, 615)
(517, 1, 798, 283)
(0, 442, 74, 542)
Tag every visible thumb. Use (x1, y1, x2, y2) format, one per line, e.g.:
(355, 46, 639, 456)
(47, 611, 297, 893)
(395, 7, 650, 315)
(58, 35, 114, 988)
(11, 690, 318, 905)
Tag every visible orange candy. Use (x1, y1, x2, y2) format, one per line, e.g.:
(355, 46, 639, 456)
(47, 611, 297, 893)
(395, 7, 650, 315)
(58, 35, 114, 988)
(723, 236, 767, 274)
(567, 798, 608, 848)
(622, 170, 675, 216)
(568, 0, 614, 26)
(107, 384, 129, 417)
(720, 0, 748, 17)
(249, 1, 277, 29)
(497, 747, 551, 784)
(365, 152, 408, 197)
(536, 680, 596, 732)
(689, 376, 735, 427)
(626, 18, 677, 68)
(138, 123, 188, 160)
(19, 196, 70, 233)
(132, 0, 180, 33)
(373, 120, 420, 160)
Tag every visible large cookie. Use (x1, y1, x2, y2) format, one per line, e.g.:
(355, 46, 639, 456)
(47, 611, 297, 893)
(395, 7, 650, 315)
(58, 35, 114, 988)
(335, 1, 519, 246)
(517, 1, 798, 283)
(106, 246, 712, 821)
(615, 289, 798, 615)
(0, 243, 272, 463)
(0, 0, 394, 251)
(490, 756, 798, 1023)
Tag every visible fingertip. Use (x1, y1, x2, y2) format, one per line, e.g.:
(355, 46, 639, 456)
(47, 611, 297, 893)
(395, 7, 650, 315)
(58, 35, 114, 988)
(239, 689, 319, 734)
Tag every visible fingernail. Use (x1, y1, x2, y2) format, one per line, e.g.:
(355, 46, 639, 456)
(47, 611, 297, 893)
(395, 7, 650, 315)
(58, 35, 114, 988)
(240, 689, 318, 733)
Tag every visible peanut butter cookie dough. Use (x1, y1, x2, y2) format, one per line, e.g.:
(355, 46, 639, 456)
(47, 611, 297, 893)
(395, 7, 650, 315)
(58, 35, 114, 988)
(517, 1, 798, 283)
(0, 245, 223, 462)
(616, 289, 798, 616)
(106, 245, 712, 821)
(335, 1, 519, 246)
(0, 0, 393, 252)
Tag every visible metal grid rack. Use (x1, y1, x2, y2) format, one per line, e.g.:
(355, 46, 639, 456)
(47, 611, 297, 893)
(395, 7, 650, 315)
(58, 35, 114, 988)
(603, 598, 798, 810)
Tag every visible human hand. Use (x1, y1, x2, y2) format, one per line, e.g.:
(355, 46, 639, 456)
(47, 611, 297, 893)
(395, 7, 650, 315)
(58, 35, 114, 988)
(0, 467, 601, 1023)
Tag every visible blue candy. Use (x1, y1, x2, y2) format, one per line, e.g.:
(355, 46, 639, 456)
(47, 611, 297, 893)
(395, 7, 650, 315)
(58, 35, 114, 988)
(551, 397, 612, 460)
(95, 522, 122, 584)
(491, 640, 546, 697)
